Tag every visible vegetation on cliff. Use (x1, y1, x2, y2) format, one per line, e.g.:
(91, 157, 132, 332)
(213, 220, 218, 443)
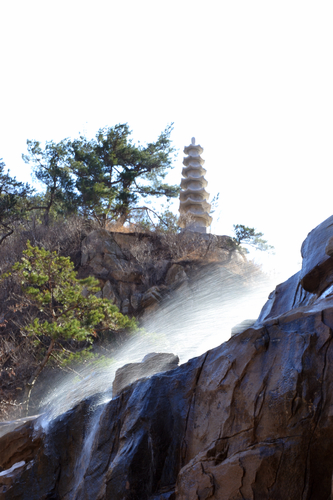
(231, 224, 274, 253)
(0, 124, 272, 420)
(1, 241, 136, 413)
(22, 123, 179, 228)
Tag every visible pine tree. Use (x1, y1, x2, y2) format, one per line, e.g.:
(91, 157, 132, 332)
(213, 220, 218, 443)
(3, 241, 136, 412)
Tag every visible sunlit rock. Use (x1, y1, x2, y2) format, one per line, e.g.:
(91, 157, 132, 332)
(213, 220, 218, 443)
(78, 228, 247, 322)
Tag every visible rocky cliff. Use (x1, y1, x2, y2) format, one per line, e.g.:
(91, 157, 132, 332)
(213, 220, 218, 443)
(2, 217, 333, 499)
(78, 229, 247, 318)
(0, 227, 258, 419)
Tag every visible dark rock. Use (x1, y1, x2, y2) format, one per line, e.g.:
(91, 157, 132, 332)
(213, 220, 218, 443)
(0, 418, 42, 472)
(165, 264, 187, 286)
(141, 286, 163, 308)
(0, 461, 26, 488)
(102, 280, 121, 308)
(121, 298, 130, 315)
(130, 293, 141, 311)
(0, 415, 41, 440)
(7, 220, 333, 498)
(255, 270, 314, 325)
(300, 214, 333, 293)
(4, 297, 333, 499)
(112, 352, 179, 397)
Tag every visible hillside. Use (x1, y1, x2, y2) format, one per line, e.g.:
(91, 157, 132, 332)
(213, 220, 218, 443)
(0, 221, 264, 421)
(2, 216, 333, 498)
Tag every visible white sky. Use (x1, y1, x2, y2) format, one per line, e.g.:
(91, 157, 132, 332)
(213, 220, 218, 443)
(1, 0, 333, 282)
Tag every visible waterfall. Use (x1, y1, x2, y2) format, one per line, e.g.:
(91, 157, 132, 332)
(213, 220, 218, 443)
(35, 263, 272, 424)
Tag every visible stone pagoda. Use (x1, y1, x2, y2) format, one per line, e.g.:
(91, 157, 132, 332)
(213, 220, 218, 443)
(178, 137, 212, 233)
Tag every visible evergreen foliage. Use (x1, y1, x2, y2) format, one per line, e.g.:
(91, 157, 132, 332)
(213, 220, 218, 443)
(232, 224, 274, 252)
(22, 140, 78, 225)
(2, 241, 136, 410)
(22, 123, 179, 227)
(0, 159, 33, 244)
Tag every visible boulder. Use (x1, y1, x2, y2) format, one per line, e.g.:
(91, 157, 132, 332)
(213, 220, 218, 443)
(77, 229, 252, 320)
(141, 286, 163, 308)
(81, 230, 144, 285)
(256, 215, 333, 326)
(81, 230, 125, 266)
(0, 415, 40, 440)
(165, 264, 187, 286)
(130, 293, 141, 311)
(112, 352, 179, 397)
(102, 280, 120, 307)
(121, 298, 130, 315)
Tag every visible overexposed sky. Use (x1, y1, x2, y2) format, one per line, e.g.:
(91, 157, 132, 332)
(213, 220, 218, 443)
(1, 0, 333, 281)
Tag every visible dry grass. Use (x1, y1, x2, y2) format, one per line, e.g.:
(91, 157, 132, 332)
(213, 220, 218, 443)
(0, 215, 100, 276)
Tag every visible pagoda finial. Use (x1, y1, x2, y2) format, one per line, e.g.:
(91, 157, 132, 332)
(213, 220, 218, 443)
(178, 138, 212, 234)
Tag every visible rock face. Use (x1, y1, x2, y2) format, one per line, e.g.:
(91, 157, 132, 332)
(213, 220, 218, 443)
(300, 214, 333, 294)
(255, 214, 333, 326)
(78, 229, 245, 318)
(3, 216, 333, 499)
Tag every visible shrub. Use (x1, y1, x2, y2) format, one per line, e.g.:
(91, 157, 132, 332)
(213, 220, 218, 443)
(1, 241, 136, 413)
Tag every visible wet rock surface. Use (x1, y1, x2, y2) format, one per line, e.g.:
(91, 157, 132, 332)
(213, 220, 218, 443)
(112, 352, 179, 397)
(300, 214, 333, 294)
(4, 216, 333, 498)
(3, 297, 333, 499)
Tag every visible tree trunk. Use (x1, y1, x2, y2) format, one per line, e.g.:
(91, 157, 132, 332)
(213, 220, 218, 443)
(43, 209, 50, 226)
(24, 338, 55, 415)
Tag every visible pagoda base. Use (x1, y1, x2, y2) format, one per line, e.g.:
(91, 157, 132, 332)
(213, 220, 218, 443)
(182, 224, 207, 234)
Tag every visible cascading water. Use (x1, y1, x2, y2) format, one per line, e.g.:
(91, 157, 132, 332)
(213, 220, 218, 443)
(36, 262, 274, 423)
(69, 402, 106, 499)
(0, 260, 279, 497)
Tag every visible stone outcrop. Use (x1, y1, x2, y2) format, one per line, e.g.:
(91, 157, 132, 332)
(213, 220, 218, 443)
(4, 217, 333, 498)
(112, 352, 179, 397)
(79, 229, 247, 318)
(300, 215, 333, 293)
(255, 214, 333, 326)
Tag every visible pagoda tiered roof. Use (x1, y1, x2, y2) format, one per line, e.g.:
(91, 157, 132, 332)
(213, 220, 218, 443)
(178, 138, 212, 233)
